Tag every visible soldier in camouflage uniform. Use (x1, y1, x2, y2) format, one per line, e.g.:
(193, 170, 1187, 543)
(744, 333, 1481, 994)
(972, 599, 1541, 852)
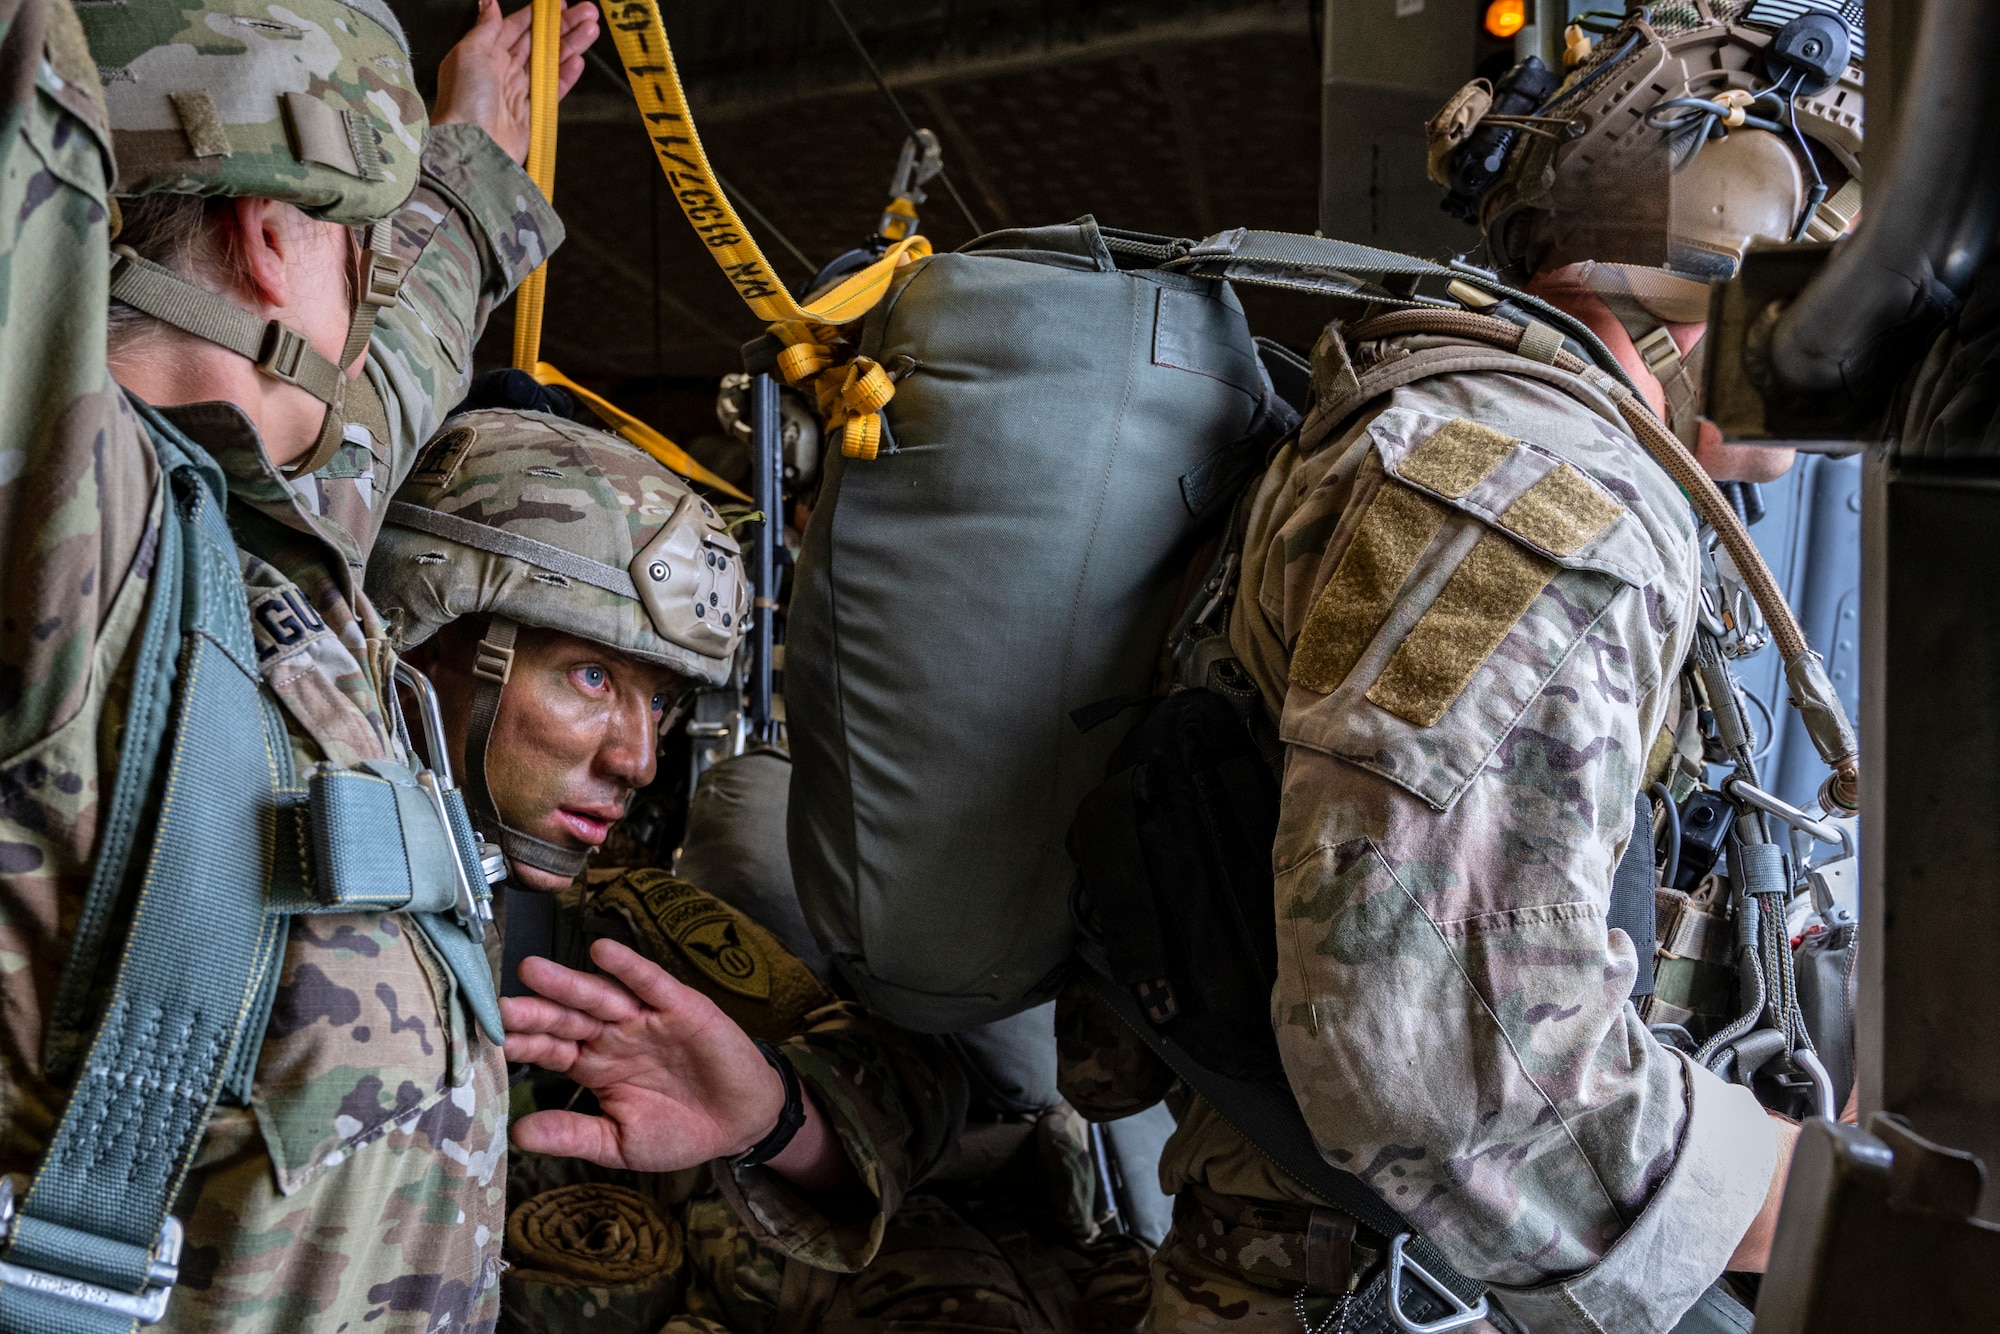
(0, 0, 595, 1326)
(1058, 6, 1863, 1332)
(367, 409, 1151, 1334)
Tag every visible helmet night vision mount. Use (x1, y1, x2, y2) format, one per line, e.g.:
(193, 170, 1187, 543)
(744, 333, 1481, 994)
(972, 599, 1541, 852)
(1427, 1, 1865, 282)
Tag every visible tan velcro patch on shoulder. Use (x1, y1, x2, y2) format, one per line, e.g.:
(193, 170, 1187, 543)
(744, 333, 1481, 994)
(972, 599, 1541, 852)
(1498, 462, 1624, 557)
(1396, 417, 1517, 498)
(1290, 482, 1448, 695)
(1366, 532, 1557, 727)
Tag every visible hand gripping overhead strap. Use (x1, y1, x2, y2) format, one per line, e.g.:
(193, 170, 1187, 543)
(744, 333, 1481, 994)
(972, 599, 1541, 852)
(511, 0, 564, 372)
(0, 401, 288, 1333)
(498, 0, 754, 501)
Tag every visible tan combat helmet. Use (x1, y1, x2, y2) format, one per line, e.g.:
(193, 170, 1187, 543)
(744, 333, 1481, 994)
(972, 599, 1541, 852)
(1429, 0, 1864, 285)
(368, 409, 750, 876)
(78, 0, 429, 473)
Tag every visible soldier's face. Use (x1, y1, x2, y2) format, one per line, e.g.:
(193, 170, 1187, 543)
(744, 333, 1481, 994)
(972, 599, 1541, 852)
(424, 624, 679, 890)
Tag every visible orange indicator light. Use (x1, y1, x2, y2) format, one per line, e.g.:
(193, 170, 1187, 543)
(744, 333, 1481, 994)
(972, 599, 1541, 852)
(1485, 0, 1527, 40)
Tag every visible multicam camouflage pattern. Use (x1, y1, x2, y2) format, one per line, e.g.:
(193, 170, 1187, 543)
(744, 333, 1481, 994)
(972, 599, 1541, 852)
(368, 410, 748, 687)
(508, 869, 1153, 1334)
(79, 0, 426, 224)
(0, 2, 562, 1326)
(1112, 340, 1777, 1334)
(674, 1190, 1153, 1334)
(499, 1182, 688, 1334)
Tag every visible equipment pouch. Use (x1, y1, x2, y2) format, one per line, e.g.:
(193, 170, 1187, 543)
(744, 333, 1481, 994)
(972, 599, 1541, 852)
(1068, 688, 1285, 1082)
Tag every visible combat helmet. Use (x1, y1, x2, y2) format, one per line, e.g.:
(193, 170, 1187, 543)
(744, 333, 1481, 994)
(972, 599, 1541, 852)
(369, 409, 751, 876)
(1429, 0, 1864, 284)
(78, 0, 429, 472)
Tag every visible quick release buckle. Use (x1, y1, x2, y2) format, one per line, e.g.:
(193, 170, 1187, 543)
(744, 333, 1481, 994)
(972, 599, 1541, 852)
(257, 321, 312, 386)
(0, 1178, 182, 1325)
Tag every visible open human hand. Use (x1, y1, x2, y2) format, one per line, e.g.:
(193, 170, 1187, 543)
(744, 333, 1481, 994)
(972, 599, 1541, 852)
(433, 0, 602, 166)
(501, 938, 786, 1172)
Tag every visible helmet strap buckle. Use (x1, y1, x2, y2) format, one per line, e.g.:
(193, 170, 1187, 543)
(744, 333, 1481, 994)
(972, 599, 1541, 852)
(472, 635, 516, 686)
(257, 321, 313, 386)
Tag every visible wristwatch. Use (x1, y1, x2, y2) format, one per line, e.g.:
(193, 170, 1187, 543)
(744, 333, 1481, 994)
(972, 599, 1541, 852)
(732, 1040, 807, 1167)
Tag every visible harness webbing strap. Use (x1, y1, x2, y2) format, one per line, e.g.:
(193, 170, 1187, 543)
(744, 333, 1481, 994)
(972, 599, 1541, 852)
(1074, 965, 1485, 1312)
(1, 402, 288, 1334)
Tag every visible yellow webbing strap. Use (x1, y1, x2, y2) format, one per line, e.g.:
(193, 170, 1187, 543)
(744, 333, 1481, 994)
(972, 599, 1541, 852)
(604, 0, 930, 459)
(500, 1, 746, 501)
(511, 0, 563, 371)
(530, 362, 753, 503)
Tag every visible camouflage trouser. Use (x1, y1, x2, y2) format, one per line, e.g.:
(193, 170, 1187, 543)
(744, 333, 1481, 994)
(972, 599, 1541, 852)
(1148, 1190, 1503, 1334)
(673, 1190, 1152, 1334)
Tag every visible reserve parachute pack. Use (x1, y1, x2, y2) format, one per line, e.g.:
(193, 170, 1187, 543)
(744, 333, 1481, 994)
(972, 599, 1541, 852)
(785, 218, 1298, 1029)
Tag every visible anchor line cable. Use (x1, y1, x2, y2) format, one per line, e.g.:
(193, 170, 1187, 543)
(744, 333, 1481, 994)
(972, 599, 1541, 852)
(820, 0, 984, 236)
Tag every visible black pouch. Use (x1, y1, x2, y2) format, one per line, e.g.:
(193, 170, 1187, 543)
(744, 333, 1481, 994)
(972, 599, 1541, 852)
(1068, 688, 1284, 1083)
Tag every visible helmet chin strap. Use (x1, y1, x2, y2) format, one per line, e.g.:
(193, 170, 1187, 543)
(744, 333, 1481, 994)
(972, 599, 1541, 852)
(108, 219, 409, 476)
(462, 616, 592, 880)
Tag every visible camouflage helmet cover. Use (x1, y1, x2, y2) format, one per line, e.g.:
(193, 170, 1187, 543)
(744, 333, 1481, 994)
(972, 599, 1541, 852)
(79, 0, 426, 225)
(370, 410, 750, 688)
(1460, 1, 1864, 281)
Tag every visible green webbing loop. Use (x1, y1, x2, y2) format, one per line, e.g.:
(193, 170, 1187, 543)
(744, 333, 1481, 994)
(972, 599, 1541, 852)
(0, 403, 288, 1334)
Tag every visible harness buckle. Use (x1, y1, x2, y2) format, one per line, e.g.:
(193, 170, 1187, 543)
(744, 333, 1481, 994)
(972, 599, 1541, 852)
(0, 1178, 183, 1325)
(257, 321, 312, 386)
(1385, 1233, 1488, 1334)
(1634, 324, 1683, 379)
(360, 250, 410, 308)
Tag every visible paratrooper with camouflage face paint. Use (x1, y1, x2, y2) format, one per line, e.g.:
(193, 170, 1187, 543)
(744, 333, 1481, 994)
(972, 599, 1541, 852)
(0, 0, 596, 1327)
(367, 409, 1153, 1334)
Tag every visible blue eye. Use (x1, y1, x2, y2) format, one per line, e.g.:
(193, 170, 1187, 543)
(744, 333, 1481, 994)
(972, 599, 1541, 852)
(652, 692, 668, 714)
(580, 665, 607, 689)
